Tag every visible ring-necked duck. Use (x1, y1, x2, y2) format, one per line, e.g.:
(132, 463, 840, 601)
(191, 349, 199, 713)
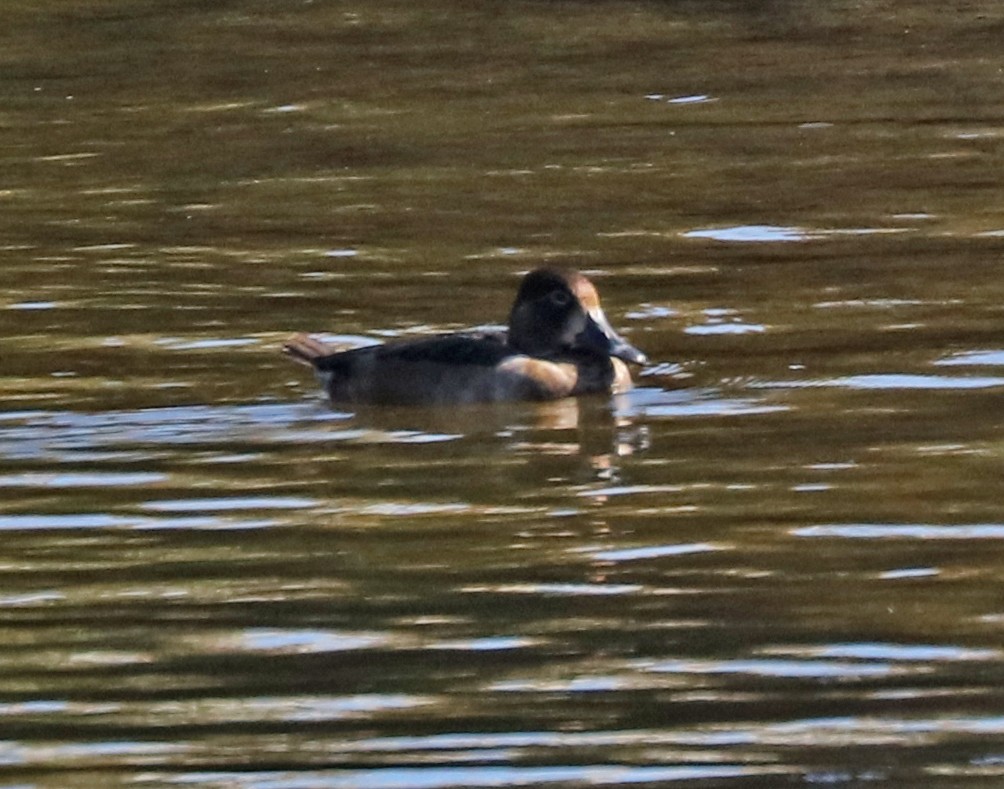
(284, 267, 648, 405)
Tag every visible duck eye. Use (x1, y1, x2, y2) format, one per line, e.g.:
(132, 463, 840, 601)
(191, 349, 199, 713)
(548, 290, 572, 308)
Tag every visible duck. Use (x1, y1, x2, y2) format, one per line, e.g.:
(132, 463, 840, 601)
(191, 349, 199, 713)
(283, 267, 648, 406)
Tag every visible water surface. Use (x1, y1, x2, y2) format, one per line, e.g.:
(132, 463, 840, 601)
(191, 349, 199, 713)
(3, 1, 1004, 786)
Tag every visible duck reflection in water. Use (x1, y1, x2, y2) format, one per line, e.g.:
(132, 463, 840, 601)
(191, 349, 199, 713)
(283, 267, 648, 406)
(511, 395, 652, 483)
(304, 394, 650, 485)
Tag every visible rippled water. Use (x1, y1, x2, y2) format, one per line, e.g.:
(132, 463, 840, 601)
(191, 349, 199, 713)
(3, 1, 1004, 786)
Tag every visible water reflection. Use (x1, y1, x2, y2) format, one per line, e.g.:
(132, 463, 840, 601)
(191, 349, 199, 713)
(4, 0, 1004, 785)
(169, 765, 772, 789)
(795, 524, 1004, 540)
(765, 374, 1004, 390)
(682, 225, 909, 242)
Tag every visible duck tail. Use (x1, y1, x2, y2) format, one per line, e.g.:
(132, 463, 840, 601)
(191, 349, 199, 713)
(282, 333, 333, 367)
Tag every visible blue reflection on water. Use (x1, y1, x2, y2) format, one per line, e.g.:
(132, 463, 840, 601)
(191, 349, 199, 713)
(168, 764, 762, 788)
(795, 523, 1004, 539)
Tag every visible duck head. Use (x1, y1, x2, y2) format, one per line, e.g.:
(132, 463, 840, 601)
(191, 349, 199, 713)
(507, 268, 648, 365)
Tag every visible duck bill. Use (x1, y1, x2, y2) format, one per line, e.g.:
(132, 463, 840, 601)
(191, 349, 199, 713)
(578, 308, 649, 366)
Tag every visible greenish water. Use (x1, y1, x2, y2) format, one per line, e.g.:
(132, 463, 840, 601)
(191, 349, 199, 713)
(2, 1, 1004, 786)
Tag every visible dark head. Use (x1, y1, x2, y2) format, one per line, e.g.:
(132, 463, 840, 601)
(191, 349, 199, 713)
(507, 268, 648, 365)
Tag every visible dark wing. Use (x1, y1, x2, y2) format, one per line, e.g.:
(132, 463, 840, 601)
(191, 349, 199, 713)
(312, 331, 512, 371)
